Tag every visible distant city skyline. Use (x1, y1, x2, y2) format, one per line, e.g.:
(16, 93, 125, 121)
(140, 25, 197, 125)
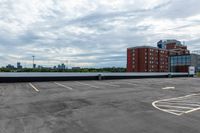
(0, 0, 200, 67)
(3, 62, 70, 69)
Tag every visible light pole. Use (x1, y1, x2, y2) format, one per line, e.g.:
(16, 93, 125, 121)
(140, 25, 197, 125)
(66, 60, 68, 69)
(32, 55, 35, 68)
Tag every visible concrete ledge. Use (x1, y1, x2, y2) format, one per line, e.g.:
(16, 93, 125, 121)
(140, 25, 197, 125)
(0, 72, 190, 83)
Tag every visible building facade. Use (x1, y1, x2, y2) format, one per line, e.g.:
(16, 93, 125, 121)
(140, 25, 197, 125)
(127, 46, 168, 72)
(127, 40, 199, 73)
(170, 54, 200, 72)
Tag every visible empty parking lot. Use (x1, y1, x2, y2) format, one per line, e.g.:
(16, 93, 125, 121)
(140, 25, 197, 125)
(0, 78, 200, 133)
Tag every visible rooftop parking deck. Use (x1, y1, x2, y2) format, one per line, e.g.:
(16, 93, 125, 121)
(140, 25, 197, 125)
(0, 78, 200, 133)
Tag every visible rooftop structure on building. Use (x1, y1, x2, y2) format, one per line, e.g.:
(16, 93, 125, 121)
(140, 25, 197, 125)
(157, 39, 182, 48)
(157, 39, 190, 56)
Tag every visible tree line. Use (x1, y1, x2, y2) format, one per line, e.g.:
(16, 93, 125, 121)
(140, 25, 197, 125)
(0, 67, 126, 72)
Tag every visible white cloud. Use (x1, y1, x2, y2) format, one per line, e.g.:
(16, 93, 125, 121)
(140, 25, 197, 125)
(0, 0, 200, 68)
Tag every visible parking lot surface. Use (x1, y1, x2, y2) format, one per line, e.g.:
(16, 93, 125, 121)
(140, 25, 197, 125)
(0, 78, 200, 133)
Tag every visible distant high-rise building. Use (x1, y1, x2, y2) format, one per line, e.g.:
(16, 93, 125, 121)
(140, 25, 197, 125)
(6, 64, 15, 69)
(53, 66, 57, 69)
(33, 64, 36, 69)
(61, 63, 65, 69)
(58, 64, 65, 70)
(17, 62, 22, 69)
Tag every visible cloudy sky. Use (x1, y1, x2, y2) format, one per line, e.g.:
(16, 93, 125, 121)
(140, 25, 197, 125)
(0, 0, 200, 68)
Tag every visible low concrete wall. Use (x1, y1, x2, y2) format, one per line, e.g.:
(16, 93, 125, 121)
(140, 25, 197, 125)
(0, 72, 190, 83)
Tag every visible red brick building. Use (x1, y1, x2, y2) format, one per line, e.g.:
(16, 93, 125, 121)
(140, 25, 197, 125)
(127, 46, 169, 72)
(127, 40, 192, 72)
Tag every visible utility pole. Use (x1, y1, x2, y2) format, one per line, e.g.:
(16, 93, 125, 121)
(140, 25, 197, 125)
(66, 60, 68, 69)
(32, 55, 35, 68)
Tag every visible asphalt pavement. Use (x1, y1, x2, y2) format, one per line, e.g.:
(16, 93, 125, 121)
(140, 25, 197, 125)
(0, 78, 200, 133)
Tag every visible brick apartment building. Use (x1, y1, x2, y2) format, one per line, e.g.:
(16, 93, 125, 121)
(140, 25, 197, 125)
(127, 39, 195, 72)
(127, 46, 168, 72)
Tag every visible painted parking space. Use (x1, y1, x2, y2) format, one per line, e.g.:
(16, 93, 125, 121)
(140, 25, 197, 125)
(0, 83, 36, 96)
(53, 81, 101, 91)
(54, 82, 73, 90)
(28, 82, 74, 94)
(57, 81, 121, 91)
(152, 93, 200, 116)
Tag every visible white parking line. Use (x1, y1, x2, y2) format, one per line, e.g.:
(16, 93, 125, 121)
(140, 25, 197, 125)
(159, 101, 200, 107)
(29, 83, 39, 92)
(185, 107, 200, 114)
(152, 102, 184, 116)
(156, 105, 194, 109)
(160, 109, 183, 116)
(165, 109, 185, 113)
(152, 93, 200, 116)
(54, 82, 73, 90)
(159, 101, 200, 104)
(76, 81, 100, 88)
(162, 87, 175, 90)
